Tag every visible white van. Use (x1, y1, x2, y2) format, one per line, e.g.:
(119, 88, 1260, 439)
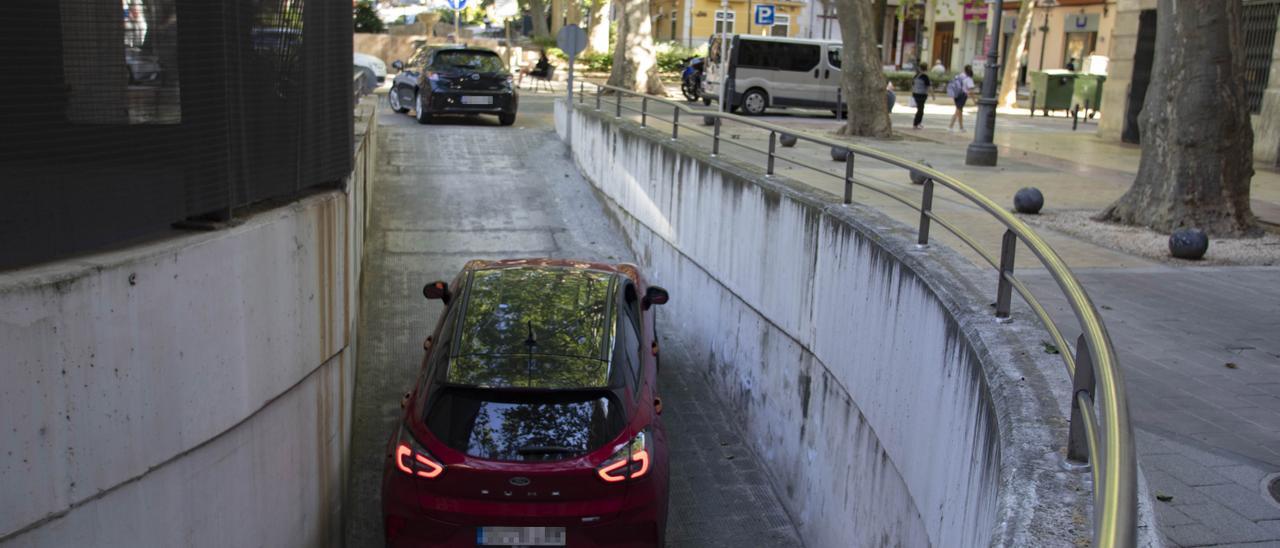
(702, 34, 843, 116)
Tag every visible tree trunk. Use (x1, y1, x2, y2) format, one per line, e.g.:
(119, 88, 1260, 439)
(606, 0, 665, 95)
(1095, 0, 1258, 237)
(997, 0, 1035, 108)
(551, 0, 564, 34)
(834, 0, 892, 137)
(529, 0, 551, 38)
(586, 0, 610, 53)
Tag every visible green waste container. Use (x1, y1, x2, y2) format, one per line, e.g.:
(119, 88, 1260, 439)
(1072, 74, 1106, 114)
(1031, 70, 1076, 116)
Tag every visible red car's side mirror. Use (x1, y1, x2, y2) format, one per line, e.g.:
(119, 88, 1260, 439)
(642, 286, 669, 310)
(423, 281, 451, 304)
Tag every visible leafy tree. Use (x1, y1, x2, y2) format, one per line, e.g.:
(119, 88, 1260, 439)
(833, 0, 892, 137)
(606, 0, 664, 95)
(1095, 0, 1259, 237)
(353, 1, 385, 33)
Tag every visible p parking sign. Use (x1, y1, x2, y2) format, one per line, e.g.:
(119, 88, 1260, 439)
(754, 5, 775, 26)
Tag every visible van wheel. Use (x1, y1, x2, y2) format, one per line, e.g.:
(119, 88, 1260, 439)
(741, 89, 768, 115)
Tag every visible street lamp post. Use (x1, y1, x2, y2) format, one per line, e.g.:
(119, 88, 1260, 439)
(965, 0, 1003, 166)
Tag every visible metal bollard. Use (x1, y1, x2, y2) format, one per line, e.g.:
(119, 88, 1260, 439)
(616, 92, 622, 118)
(995, 229, 1016, 321)
(596, 87, 601, 110)
(1072, 106, 1079, 131)
(1066, 333, 1097, 465)
(1030, 91, 1036, 118)
(842, 153, 854, 205)
(712, 117, 721, 156)
(766, 131, 776, 175)
(672, 107, 680, 140)
(917, 179, 934, 246)
(641, 97, 648, 127)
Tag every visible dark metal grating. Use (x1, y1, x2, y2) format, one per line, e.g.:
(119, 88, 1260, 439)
(0, 0, 352, 271)
(1243, 0, 1280, 114)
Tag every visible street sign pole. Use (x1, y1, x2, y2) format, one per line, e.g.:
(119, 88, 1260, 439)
(718, 0, 729, 113)
(455, 8, 460, 40)
(557, 24, 588, 144)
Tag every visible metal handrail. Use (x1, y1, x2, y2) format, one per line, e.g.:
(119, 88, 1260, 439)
(577, 82, 1136, 547)
(353, 70, 367, 107)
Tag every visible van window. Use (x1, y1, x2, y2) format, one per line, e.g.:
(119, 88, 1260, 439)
(739, 40, 820, 72)
(828, 46, 842, 69)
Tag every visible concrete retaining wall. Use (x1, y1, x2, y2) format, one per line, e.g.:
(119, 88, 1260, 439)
(557, 101, 1092, 547)
(0, 100, 380, 546)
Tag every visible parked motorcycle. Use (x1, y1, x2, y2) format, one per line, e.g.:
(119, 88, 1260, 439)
(681, 57, 704, 102)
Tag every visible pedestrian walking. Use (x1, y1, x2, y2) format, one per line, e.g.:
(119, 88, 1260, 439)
(910, 65, 931, 129)
(947, 65, 977, 132)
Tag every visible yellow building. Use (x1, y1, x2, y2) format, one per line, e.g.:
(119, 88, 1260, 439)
(649, 0, 806, 47)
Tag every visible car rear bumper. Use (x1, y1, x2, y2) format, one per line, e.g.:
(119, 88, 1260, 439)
(382, 468, 665, 547)
(424, 90, 518, 115)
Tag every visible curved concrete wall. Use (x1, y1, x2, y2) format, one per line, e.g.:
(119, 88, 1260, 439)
(557, 102, 1088, 547)
(0, 101, 379, 546)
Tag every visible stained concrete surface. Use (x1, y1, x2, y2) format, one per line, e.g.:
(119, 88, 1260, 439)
(342, 94, 801, 547)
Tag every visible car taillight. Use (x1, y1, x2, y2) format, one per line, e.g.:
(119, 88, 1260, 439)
(394, 424, 444, 479)
(597, 430, 650, 483)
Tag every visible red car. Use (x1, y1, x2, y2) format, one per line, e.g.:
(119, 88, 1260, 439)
(382, 258, 671, 547)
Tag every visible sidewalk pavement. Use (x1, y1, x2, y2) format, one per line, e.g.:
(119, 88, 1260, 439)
(589, 90, 1280, 547)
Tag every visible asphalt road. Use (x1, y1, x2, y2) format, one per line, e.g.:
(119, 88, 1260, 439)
(342, 92, 802, 548)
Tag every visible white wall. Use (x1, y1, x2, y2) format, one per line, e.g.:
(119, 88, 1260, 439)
(558, 102, 1017, 547)
(0, 100, 379, 547)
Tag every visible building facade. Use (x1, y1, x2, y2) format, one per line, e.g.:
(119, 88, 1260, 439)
(649, 0, 806, 47)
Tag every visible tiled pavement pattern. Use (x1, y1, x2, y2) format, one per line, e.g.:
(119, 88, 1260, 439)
(1023, 267, 1280, 547)
(342, 95, 800, 547)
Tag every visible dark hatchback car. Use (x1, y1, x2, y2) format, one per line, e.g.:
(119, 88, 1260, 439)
(388, 46, 519, 126)
(382, 258, 671, 547)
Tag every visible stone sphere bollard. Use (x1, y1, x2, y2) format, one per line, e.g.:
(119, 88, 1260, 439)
(779, 133, 798, 148)
(830, 146, 850, 162)
(702, 115, 715, 126)
(909, 161, 933, 185)
(1013, 187, 1045, 214)
(1169, 228, 1209, 260)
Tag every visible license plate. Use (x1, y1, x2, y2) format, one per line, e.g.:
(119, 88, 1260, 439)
(476, 526, 566, 546)
(461, 95, 493, 105)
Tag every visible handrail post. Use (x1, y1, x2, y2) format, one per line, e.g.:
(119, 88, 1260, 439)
(615, 91, 622, 118)
(595, 86, 601, 110)
(641, 97, 648, 127)
(712, 117, 721, 156)
(917, 179, 933, 247)
(995, 229, 1016, 321)
(672, 107, 680, 139)
(766, 131, 776, 175)
(1067, 334, 1097, 465)
(842, 152, 854, 205)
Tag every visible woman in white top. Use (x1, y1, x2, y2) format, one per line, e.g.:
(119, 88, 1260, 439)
(947, 65, 977, 132)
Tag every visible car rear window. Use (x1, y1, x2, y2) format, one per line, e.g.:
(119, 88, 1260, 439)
(426, 387, 627, 461)
(431, 50, 505, 73)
